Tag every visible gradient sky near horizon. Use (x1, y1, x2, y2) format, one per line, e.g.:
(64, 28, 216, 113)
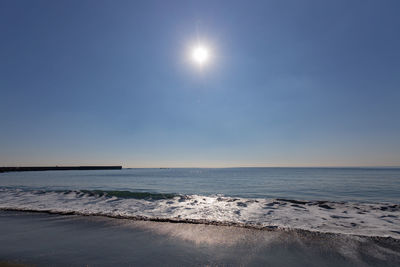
(1, 0, 400, 167)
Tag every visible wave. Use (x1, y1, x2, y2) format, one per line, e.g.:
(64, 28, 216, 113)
(65, 190, 177, 200)
(0, 188, 399, 239)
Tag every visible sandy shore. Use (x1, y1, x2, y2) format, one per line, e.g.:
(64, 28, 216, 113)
(0, 211, 399, 266)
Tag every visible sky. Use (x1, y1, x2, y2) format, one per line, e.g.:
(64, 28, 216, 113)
(1, 0, 400, 167)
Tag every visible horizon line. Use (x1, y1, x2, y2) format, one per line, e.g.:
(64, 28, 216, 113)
(2, 165, 400, 169)
(123, 165, 400, 169)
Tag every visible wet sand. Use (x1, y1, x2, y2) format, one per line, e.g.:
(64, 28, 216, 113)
(0, 211, 399, 266)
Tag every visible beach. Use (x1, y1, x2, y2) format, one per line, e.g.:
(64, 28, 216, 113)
(1, 210, 399, 266)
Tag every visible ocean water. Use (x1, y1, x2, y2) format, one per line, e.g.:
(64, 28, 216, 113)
(0, 168, 399, 238)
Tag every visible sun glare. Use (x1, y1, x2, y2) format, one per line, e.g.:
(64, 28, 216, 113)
(192, 45, 210, 65)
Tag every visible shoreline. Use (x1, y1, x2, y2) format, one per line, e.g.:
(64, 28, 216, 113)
(1, 208, 399, 242)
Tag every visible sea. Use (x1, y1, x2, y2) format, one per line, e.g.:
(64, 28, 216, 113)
(1, 167, 400, 266)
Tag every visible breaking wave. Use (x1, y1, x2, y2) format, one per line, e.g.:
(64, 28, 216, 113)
(0, 188, 399, 239)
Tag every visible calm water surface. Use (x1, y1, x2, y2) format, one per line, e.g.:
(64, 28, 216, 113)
(1, 167, 399, 202)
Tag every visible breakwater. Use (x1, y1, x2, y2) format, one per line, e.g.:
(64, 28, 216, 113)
(0, 166, 122, 173)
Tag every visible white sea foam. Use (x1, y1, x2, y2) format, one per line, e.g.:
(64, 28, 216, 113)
(0, 188, 399, 238)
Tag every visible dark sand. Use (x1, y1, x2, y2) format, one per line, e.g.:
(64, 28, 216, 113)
(0, 211, 399, 266)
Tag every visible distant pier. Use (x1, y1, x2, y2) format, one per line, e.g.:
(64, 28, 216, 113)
(0, 166, 122, 173)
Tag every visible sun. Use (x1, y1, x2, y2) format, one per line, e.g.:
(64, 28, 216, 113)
(191, 45, 210, 65)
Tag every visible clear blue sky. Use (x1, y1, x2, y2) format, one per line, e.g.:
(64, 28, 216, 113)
(1, 0, 400, 167)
